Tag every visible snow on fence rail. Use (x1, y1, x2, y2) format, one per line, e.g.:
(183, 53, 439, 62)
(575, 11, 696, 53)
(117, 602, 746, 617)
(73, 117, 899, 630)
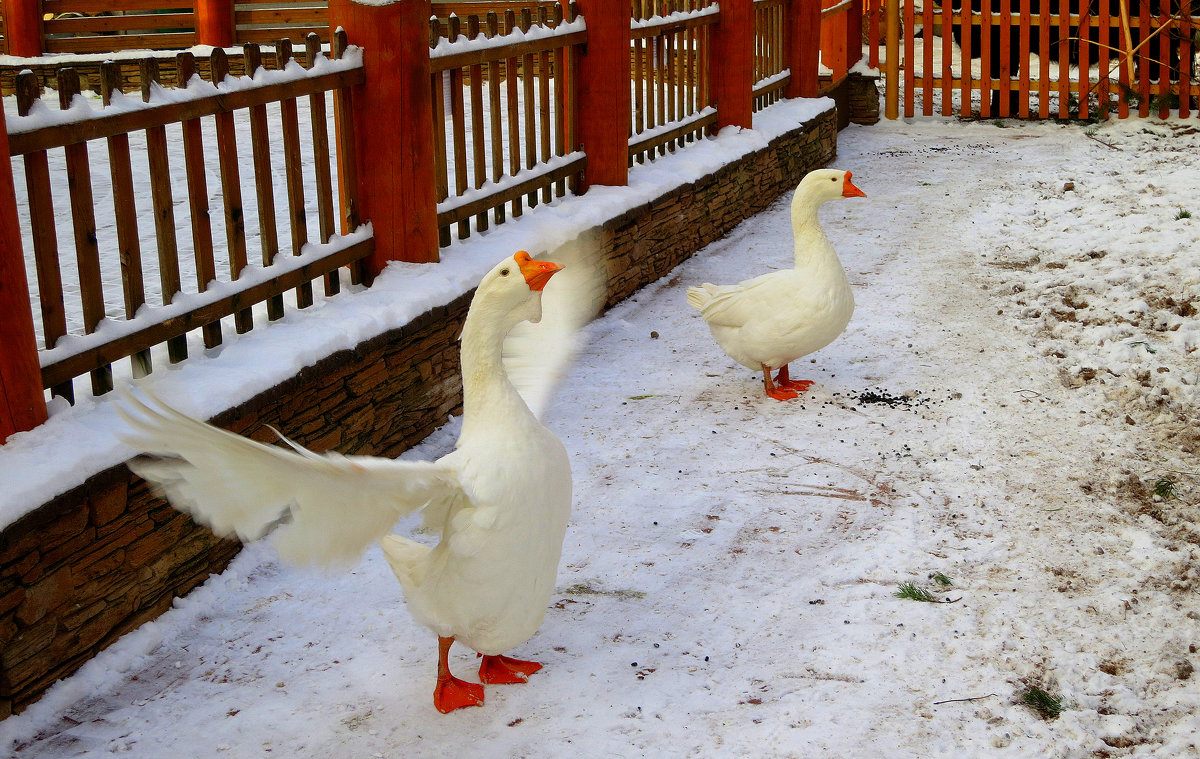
(6, 32, 367, 404)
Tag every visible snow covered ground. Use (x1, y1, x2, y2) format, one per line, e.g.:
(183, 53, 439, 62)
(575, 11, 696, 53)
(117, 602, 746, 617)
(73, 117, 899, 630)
(3, 114, 1199, 758)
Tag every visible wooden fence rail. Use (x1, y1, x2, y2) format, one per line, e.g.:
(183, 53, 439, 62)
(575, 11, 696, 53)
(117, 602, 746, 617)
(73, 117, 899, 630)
(0, 0, 859, 441)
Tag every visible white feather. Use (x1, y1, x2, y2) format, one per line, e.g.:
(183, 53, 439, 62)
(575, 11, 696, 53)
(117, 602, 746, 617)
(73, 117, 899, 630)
(120, 390, 461, 567)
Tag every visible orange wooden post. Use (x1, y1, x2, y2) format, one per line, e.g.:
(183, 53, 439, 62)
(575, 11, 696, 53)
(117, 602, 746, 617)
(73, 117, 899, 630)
(1, 0, 43, 57)
(845, 0, 863, 68)
(573, 0, 629, 189)
(196, 0, 235, 48)
(0, 106, 48, 443)
(712, 0, 754, 129)
(785, 0, 822, 98)
(330, 0, 439, 274)
(820, 0, 848, 80)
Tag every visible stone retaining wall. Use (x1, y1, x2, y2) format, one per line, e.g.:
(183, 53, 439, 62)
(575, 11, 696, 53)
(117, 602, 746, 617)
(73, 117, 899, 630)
(0, 105, 838, 717)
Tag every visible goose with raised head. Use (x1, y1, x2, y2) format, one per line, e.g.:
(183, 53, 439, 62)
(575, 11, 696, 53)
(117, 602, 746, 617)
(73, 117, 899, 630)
(122, 250, 599, 714)
(687, 169, 866, 400)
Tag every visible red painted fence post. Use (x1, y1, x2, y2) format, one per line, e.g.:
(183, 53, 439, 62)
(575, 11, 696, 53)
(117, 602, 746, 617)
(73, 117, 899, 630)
(846, 0, 864, 69)
(785, 0, 822, 98)
(330, 0, 439, 273)
(0, 106, 48, 443)
(196, 0, 236, 48)
(711, 0, 754, 129)
(572, 0, 629, 189)
(1, 0, 43, 57)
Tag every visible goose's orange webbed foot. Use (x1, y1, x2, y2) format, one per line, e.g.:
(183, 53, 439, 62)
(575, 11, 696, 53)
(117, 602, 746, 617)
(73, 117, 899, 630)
(762, 365, 799, 401)
(774, 364, 814, 393)
(479, 654, 543, 684)
(434, 636, 485, 713)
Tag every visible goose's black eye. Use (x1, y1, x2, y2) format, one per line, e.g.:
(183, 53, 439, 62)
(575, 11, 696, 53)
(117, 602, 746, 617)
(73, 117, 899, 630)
(500, 268, 510, 277)
(831, 177, 837, 182)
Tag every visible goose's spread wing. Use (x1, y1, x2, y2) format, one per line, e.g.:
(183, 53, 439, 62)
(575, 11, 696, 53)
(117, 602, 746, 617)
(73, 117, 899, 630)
(502, 239, 606, 419)
(692, 272, 783, 328)
(120, 391, 464, 567)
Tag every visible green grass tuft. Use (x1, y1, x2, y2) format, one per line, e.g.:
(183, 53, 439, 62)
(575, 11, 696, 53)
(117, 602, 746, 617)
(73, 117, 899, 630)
(931, 572, 953, 587)
(895, 582, 937, 602)
(1176, 208, 1192, 220)
(1154, 477, 1179, 500)
(1021, 686, 1063, 719)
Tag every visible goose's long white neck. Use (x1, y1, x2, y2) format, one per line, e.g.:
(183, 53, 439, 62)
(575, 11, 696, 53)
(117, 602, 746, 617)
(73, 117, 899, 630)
(791, 199, 838, 270)
(457, 305, 535, 442)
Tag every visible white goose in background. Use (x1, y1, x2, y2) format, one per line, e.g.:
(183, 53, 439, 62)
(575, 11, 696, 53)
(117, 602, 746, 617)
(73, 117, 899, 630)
(687, 168, 866, 400)
(122, 250, 603, 714)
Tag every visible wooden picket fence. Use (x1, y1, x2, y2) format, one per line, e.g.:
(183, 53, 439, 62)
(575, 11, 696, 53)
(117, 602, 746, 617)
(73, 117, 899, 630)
(873, 0, 1200, 119)
(430, 5, 585, 245)
(7, 33, 368, 403)
(1, 0, 858, 440)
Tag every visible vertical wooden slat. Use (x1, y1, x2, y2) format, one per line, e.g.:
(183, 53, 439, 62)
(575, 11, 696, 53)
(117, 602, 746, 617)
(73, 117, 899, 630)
(655, 31, 666, 153)
(100, 62, 151, 378)
(447, 17, 470, 237)
(430, 20, 452, 246)
(1117, 18, 1131, 119)
(997, 0, 1011, 117)
(941, 0, 953, 115)
(979, 0, 992, 117)
(1158, 2, 1170, 118)
(330, 29, 364, 284)
(276, 39, 314, 307)
(537, 7, 552, 201)
(1138, 0, 1150, 117)
(467, 16, 489, 231)
(1180, 3, 1192, 119)
(553, 4, 568, 193)
(665, 18, 677, 147)
(177, 53, 223, 349)
(505, 10, 523, 217)
(566, 0, 583, 194)
(520, 8, 538, 205)
(140, 58, 187, 363)
(58, 69, 114, 396)
(960, 0, 973, 116)
(487, 12, 507, 222)
(208, 48, 254, 333)
(1038, 0, 1050, 118)
(1017, 0, 1030, 118)
(1095, 0, 1109, 117)
(922, 0, 933, 114)
(633, 23, 645, 162)
(244, 44, 284, 318)
(16, 73, 73, 402)
(1057, 0, 1069, 118)
(1078, 2, 1091, 120)
(903, 0, 914, 116)
(305, 33, 339, 296)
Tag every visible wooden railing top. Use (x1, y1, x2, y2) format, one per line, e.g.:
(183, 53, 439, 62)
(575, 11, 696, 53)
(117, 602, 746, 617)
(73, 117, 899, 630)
(430, 19, 586, 70)
(6, 50, 364, 154)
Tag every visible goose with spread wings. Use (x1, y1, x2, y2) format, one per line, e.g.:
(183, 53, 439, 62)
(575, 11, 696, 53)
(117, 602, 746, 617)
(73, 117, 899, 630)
(122, 250, 601, 714)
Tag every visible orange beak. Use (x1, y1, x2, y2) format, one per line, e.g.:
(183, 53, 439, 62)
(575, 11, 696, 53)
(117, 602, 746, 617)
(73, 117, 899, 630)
(514, 250, 562, 292)
(842, 171, 867, 198)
